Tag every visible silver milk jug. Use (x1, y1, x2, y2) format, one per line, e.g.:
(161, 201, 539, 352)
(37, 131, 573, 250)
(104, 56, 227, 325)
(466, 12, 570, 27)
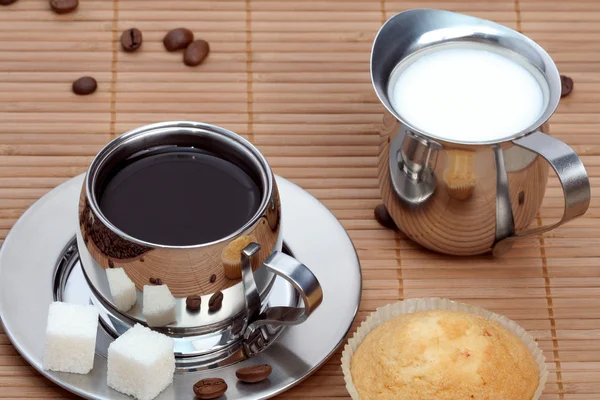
(372, 9, 591, 256)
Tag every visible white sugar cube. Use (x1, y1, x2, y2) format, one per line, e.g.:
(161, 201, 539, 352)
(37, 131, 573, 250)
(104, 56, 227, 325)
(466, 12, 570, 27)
(142, 285, 176, 327)
(42, 301, 99, 374)
(107, 324, 175, 400)
(106, 268, 137, 312)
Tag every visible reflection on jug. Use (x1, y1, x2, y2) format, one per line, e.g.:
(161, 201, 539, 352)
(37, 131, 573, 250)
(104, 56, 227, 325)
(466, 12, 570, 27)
(378, 111, 550, 255)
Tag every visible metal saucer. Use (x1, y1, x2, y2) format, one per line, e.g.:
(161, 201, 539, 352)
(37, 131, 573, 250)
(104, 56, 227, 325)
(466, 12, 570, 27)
(0, 174, 361, 400)
(54, 237, 298, 370)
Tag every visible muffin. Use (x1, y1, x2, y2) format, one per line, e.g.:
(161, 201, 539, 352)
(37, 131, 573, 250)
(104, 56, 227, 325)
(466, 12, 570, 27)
(221, 235, 257, 279)
(342, 298, 547, 400)
(443, 149, 477, 200)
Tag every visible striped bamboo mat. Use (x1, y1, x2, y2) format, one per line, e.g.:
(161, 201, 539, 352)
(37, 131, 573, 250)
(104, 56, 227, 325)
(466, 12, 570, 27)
(0, 0, 598, 399)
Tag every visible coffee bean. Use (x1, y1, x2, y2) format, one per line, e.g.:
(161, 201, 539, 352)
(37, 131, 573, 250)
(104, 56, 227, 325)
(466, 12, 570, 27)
(374, 204, 397, 230)
(231, 318, 245, 335)
(518, 191, 525, 205)
(163, 28, 194, 52)
(72, 76, 97, 96)
(150, 277, 163, 285)
(186, 295, 201, 312)
(139, 256, 144, 262)
(108, 260, 114, 269)
(208, 291, 223, 312)
(236, 364, 272, 383)
(561, 75, 574, 97)
(193, 378, 227, 399)
(120, 28, 143, 52)
(49, 0, 78, 14)
(0, 0, 19, 6)
(183, 40, 210, 67)
(209, 274, 217, 283)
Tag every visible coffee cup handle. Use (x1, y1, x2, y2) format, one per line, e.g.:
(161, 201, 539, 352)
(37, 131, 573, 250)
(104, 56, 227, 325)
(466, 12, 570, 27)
(240, 243, 323, 341)
(492, 130, 591, 256)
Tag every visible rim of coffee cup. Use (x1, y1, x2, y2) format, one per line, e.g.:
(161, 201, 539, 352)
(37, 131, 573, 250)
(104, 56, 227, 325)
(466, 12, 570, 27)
(83, 120, 274, 249)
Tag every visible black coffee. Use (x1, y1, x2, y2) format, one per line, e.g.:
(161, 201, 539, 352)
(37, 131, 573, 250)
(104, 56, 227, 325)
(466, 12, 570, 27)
(99, 147, 261, 246)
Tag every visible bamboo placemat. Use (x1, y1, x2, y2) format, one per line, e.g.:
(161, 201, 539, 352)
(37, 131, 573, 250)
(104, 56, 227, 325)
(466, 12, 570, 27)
(0, 0, 598, 399)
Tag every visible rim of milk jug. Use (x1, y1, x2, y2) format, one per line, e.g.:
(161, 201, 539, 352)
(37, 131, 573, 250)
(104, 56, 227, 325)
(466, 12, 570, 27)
(371, 9, 562, 147)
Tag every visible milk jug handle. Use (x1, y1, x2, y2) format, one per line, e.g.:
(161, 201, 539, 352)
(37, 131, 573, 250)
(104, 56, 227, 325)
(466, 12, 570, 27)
(492, 131, 590, 256)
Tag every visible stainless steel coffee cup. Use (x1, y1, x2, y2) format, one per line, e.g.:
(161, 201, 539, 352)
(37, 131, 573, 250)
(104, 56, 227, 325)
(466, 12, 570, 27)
(372, 9, 591, 256)
(76, 121, 322, 344)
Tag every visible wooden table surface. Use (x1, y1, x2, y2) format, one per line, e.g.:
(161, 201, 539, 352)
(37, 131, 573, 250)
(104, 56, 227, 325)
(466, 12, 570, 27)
(0, 0, 599, 399)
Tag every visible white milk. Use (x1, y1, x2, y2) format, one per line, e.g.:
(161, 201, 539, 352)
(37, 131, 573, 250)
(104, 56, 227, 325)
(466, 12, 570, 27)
(388, 47, 546, 143)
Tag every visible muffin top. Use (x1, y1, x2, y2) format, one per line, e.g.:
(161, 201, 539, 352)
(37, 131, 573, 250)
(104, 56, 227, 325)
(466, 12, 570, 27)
(350, 310, 539, 400)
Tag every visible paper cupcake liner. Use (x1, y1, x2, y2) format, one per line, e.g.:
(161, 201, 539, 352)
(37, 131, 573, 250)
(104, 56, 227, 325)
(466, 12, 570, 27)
(341, 298, 548, 400)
